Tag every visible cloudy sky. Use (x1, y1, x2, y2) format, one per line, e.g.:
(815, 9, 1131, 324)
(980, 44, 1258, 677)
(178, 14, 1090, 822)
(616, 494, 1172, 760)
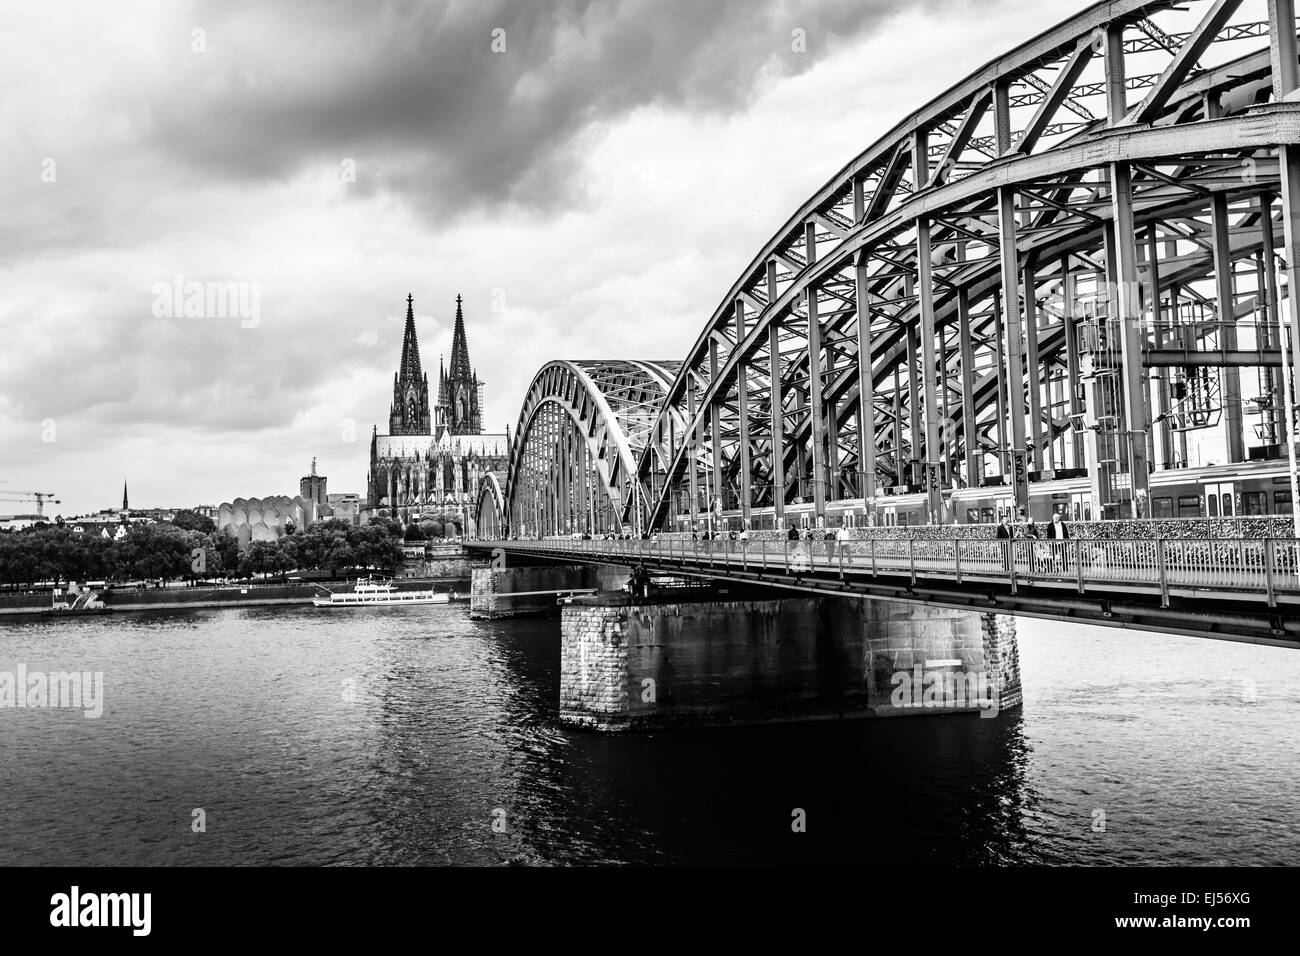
(0, 0, 1084, 517)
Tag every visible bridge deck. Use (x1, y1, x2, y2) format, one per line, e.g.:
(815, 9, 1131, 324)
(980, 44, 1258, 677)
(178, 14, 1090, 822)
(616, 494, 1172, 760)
(472, 537, 1300, 647)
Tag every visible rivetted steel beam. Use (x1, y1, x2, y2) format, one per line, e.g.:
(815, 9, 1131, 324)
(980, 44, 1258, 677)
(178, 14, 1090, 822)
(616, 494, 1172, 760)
(807, 324, 827, 515)
(892, 367, 904, 489)
(1013, 37, 1095, 155)
(768, 261, 785, 526)
(957, 276, 980, 485)
(805, 222, 828, 520)
(687, 384, 699, 527)
(994, 78, 1012, 154)
(1023, 259, 1044, 466)
(931, 88, 991, 188)
(916, 218, 945, 521)
(996, 186, 1031, 514)
(1271, 0, 1299, 96)
(735, 298, 751, 524)
(1145, 226, 1173, 469)
(1261, 196, 1285, 444)
(864, 143, 912, 223)
(1282, 147, 1300, 433)
(1104, 20, 1128, 126)
(1273, 0, 1300, 451)
(1128, 0, 1244, 125)
(906, 322, 921, 490)
(1212, 192, 1246, 462)
(709, 338, 723, 514)
(1144, 349, 1283, 366)
(1109, 162, 1152, 515)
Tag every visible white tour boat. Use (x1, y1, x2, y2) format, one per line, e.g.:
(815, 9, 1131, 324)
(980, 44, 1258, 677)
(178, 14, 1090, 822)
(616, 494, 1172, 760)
(312, 578, 455, 608)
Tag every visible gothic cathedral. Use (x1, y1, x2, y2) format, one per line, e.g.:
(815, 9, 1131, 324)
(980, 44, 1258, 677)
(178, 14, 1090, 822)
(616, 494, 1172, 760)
(366, 294, 508, 533)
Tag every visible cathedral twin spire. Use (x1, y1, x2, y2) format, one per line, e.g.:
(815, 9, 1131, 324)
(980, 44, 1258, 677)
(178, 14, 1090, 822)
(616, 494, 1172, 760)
(388, 293, 481, 437)
(389, 293, 430, 435)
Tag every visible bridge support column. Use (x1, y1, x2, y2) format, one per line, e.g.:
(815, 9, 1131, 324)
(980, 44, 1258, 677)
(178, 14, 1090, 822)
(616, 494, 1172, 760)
(996, 187, 1031, 517)
(916, 218, 944, 523)
(1108, 162, 1152, 516)
(957, 275, 980, 486)
(560, 594, 1021, 731)
(1212, 192, 1245, 464)
(768, 263, 787, 527)
(470, 564, 610, 619)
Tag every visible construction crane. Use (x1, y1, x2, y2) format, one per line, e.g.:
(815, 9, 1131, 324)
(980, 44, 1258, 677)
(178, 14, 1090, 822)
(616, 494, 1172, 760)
(0, 490, 60, 518)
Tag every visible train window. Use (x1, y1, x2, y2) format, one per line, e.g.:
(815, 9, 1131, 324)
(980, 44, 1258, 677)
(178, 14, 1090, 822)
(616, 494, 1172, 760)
(1207, 495, 1218, 517)
(1177, 495, 1201, 517)
(967, 508, 979, 524)
(980, 507, 994, 524)
(1275, 490, 1293, 515)
(1243, 492, 1266, 516)
(1221, 493, 1234, 517)
(1153, 496, 1173, 518)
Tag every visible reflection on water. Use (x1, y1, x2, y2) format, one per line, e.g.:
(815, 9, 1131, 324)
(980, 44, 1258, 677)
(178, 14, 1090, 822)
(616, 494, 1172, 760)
(0, 605, 1296, 865)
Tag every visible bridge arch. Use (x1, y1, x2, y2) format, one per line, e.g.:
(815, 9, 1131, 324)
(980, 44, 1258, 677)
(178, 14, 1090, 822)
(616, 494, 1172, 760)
(505, 360, 682, 536)
(475, 472, 505, 540)
(625, 0, 1300, 533)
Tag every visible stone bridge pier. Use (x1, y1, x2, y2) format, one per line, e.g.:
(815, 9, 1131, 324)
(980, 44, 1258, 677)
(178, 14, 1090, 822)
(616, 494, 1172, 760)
(469, 563, 629, 619)
(559, 594, 1021, 731)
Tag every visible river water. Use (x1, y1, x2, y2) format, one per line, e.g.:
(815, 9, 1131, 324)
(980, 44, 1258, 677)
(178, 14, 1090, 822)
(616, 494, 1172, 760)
(0, 605, 1296, 866)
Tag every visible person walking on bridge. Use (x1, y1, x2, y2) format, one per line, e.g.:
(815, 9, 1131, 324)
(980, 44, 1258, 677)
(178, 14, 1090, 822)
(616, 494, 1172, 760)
(791, 525, 812, 572)
(1024, 514, 1041, 573)
(996, 514, 1013, 572)
(1047, 511, 1070, 571)
(835, 523, 851, 566)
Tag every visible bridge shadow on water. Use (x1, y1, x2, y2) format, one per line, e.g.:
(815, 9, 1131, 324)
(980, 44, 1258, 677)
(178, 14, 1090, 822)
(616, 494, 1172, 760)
(474, 617, 1038, 867)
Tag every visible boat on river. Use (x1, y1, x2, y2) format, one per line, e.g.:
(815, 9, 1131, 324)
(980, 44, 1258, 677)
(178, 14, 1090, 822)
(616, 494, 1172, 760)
(41, 585, 113, 617)
(312, 577, 454, 608)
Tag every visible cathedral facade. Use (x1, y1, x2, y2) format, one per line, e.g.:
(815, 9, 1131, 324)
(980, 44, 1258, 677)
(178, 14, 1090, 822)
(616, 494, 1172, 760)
(366, 294, 509, 534)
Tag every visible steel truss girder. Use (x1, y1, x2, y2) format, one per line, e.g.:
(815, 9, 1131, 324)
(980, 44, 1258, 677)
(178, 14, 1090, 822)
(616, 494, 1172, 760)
(630, 0, 1300, 528)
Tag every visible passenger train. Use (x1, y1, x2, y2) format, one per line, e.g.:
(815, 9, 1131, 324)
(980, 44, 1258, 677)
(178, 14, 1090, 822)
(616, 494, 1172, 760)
(678, 459, 1298, 530)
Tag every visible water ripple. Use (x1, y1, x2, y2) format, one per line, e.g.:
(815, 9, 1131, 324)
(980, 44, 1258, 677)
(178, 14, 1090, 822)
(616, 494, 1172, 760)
(0, 606, 1296, 864)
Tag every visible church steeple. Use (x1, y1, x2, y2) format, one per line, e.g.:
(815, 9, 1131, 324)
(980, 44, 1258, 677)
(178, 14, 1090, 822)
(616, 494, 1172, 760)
(122, 479, 128, 511)
(389, 293, 431, 435)
(449, 294, 471, 382)
(446, 293, 481, 434)
(399, 293, 422, 381)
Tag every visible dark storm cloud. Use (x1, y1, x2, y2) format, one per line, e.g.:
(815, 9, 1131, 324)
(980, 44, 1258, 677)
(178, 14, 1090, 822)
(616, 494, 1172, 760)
(151, 0, 941, 217)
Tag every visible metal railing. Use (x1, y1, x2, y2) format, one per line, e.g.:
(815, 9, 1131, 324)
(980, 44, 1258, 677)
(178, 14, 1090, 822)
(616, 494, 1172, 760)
(477, 536, 1300, 608)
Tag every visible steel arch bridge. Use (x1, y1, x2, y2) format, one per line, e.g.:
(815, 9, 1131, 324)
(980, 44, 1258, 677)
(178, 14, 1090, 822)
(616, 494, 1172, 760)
(505, 360, 682, 536)
(500, 0, 1300, 538)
